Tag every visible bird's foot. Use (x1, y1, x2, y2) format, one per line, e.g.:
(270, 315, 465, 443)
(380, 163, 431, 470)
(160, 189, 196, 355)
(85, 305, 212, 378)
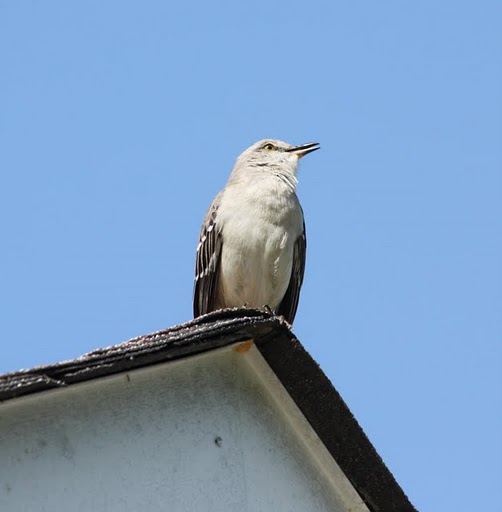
(261, 304, 274, 315)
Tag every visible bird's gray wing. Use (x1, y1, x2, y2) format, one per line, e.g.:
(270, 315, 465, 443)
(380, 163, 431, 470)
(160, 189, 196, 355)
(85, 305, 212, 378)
(276, 220, 306, 325)
(193, 191, 223, 318)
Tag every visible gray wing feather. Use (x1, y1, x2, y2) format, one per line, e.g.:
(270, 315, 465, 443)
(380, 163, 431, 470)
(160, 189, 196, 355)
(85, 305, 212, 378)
(193, 192, 223, 318)
(276, 220, 306, 324)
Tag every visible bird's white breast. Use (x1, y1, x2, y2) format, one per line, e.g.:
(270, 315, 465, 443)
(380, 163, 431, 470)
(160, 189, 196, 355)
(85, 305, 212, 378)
(215, 176, 303, 310)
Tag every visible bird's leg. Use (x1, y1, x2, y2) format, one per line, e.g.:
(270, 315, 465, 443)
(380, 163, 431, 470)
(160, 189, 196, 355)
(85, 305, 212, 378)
(257, 305, 275, 318)
(257, 305, 292, 328)
(262, 304, 273, 315)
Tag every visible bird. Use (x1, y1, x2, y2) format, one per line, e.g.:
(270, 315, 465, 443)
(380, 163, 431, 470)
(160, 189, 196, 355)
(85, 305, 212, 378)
(193, 139, 320, 325)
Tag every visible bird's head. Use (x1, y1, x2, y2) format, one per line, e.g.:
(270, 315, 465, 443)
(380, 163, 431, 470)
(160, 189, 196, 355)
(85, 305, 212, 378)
(233, 139, 320, 182)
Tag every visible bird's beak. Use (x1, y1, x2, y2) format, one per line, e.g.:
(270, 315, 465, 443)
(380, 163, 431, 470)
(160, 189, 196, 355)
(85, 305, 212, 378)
(285, 142, 320, 158)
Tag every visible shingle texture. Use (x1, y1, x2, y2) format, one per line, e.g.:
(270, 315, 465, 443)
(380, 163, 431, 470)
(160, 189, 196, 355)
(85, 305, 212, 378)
(0, 308, 416, 512)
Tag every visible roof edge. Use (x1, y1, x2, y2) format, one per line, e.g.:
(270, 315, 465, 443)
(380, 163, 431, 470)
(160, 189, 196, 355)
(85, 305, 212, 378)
(0, 308, 416, 511)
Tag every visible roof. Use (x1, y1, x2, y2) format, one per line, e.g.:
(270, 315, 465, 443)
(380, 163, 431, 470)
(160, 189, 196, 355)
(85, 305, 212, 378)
(0, 308, 416, 512)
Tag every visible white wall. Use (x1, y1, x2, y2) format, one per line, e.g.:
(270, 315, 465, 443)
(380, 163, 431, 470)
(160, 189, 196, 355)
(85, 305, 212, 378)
(0, 345, 367, 512)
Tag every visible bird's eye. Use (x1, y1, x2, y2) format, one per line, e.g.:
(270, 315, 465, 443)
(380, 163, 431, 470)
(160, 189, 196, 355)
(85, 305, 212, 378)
(263, 143, 276, 151)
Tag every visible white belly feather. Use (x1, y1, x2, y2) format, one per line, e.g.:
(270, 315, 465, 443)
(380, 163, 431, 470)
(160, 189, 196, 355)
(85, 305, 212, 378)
(214, 177, 303, 310)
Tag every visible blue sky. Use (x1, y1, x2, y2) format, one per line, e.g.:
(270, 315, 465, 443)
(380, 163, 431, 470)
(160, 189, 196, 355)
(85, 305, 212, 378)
(1, 1, 501, 510)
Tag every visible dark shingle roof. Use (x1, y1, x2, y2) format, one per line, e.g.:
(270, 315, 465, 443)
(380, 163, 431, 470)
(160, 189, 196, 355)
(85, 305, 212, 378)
(0, 308, 416, 512)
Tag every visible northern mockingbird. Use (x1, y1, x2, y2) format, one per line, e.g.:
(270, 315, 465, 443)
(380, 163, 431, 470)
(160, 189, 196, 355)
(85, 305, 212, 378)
(193, 139, 320, 324)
